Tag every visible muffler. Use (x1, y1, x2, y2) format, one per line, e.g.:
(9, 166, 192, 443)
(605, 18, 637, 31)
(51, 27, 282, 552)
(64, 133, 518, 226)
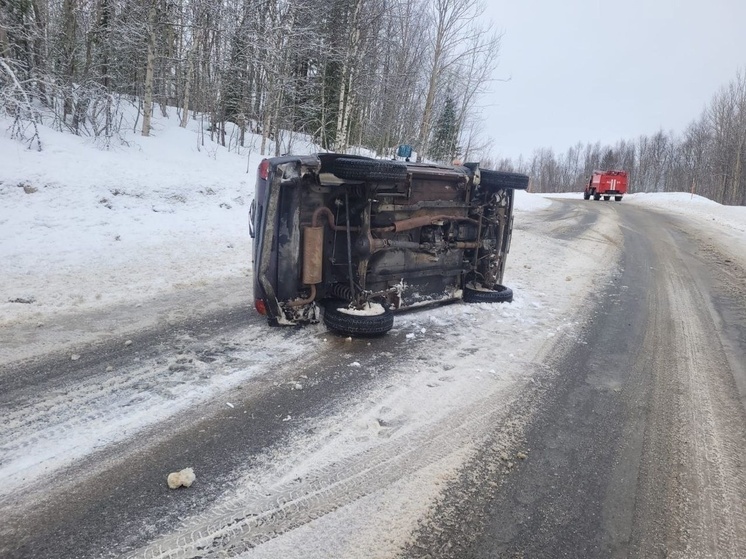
(302, 225, 324, 285)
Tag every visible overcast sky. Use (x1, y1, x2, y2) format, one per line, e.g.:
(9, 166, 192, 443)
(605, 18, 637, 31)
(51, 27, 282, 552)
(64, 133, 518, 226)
(482, 0, 746, 161)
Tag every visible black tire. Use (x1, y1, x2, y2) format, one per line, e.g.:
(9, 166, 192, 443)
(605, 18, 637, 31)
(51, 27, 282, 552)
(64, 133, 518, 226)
(583, 191, 590, 200)
(593, 194, 601, 200)
(604, 195, 610, 201)
(323, 299, 394, 336)
(463, 284, 513, 304)
(615, 196, 623, 202)
(332, 157, 407, 182)
(480, 169, 530, 190)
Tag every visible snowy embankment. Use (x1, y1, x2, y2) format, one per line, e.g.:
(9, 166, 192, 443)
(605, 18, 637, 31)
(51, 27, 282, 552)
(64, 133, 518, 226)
(1, 113, 260, 336)
(2, 113, 745, 556)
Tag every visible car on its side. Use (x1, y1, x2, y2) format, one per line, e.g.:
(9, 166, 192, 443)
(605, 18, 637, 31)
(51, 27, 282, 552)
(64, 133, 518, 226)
(249, 153, 529, 336)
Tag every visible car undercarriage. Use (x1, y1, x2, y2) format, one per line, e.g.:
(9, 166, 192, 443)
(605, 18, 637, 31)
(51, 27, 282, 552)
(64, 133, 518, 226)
(250, 154, 529, 335)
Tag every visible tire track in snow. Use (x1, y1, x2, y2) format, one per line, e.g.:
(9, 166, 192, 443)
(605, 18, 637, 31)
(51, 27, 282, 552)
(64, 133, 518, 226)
(0, 311, 315, 502)
(645, 228, 746, 558)
(126, 364, 552, 559)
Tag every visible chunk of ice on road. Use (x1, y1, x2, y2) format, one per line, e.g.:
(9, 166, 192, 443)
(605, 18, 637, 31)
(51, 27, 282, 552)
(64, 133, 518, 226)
(167, 467, 196, 489)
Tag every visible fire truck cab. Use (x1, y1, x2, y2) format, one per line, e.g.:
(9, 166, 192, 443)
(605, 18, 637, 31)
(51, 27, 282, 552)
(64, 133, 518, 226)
(584, 170, 628, 201)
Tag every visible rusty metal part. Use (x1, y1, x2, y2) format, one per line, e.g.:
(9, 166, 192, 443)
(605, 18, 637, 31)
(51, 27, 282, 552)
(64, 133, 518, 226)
(450, 241, 480, 249)
(302, 226, 324, 284)
(312, 206, 360, 231)
(286, 284, 317, 307)
(372, 214, 478, 234)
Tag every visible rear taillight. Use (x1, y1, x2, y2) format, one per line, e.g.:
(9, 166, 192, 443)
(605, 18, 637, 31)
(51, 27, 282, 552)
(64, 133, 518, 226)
(254, 299, 267, 315)
(259, 159, 270, 180)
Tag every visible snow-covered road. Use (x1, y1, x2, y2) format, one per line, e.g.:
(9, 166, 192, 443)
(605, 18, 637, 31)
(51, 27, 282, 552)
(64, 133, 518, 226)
(2, 113, 745, 558)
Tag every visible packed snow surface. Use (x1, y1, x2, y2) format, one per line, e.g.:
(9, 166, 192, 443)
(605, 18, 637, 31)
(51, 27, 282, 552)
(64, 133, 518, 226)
(2, 111, 745, 557)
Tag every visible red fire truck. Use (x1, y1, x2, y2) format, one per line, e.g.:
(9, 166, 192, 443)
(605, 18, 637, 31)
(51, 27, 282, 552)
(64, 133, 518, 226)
(583, 170, 628, 201)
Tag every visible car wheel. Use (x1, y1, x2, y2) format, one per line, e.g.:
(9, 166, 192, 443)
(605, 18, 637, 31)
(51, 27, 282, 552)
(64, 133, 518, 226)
(332, 157, 407, 182)
(480, 169, 530, 190)
(463, 283, 513, 303)
(323, 299, 394, 336)
(615, 196, 623, 201)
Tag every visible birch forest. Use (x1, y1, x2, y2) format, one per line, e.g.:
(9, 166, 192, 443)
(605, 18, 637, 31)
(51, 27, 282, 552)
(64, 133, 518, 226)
(0, 0, 500, 162)
(1, 0, 745, 204)
(499, 71, 746, 206)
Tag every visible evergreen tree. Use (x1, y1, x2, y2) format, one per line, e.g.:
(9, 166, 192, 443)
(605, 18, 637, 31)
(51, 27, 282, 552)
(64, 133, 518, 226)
(430, 95, 459, 162)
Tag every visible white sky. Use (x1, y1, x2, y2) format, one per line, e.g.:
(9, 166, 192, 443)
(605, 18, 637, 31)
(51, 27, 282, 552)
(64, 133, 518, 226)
(483, 0, 746, 160)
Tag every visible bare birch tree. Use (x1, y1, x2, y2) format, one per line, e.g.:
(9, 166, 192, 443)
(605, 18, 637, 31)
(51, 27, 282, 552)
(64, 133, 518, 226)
(141, 0, 157, 136)
(417, 0, 493, 161)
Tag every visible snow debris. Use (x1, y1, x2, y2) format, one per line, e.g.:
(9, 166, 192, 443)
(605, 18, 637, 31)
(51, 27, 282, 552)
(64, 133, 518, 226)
(167, 467, 196, 489)
(350, 362, 361, 368)
(406, 333, 415, 339)
(8, 296, 35, 304)
(338, 302, 385, 316)
(282, 415, 292, 422)
(366, 418, 383, 433)
(226, 402, 234, 408)
(124, 340, 133, 347)
(70, 354, 80, 361)
(294, 383, 303, 390)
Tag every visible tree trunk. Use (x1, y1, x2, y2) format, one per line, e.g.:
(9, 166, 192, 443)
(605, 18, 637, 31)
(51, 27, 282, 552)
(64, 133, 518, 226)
(418, 26, 444, 161)
(141, 1, 157, 137)
(180, 30, 199, 128)
(260, 83, 272, 155)
(731, 138, 744, 205)
(334, 0, 363, 152)
(0, 25, 8, 58)
(62, 0, 78, 123)
(334, 59, 348, 150)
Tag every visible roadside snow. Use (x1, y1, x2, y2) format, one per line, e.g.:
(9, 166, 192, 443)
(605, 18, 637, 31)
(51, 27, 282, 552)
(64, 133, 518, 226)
(2, 114, 745, 557)
(0, 114, 258, 335)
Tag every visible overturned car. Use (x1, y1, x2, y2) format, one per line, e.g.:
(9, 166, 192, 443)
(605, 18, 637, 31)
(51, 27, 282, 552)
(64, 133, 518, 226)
(249, 154, 529, 336)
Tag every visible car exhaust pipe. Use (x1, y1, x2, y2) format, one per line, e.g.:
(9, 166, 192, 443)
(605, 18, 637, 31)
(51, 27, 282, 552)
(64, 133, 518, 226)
(286, 226, 323, 309)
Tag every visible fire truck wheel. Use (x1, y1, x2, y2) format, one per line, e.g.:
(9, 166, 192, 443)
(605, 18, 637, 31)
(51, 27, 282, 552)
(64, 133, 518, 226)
(615, 196, 623, 201)
(583, 192, 591, 200)
(604, 195, 610, 201)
